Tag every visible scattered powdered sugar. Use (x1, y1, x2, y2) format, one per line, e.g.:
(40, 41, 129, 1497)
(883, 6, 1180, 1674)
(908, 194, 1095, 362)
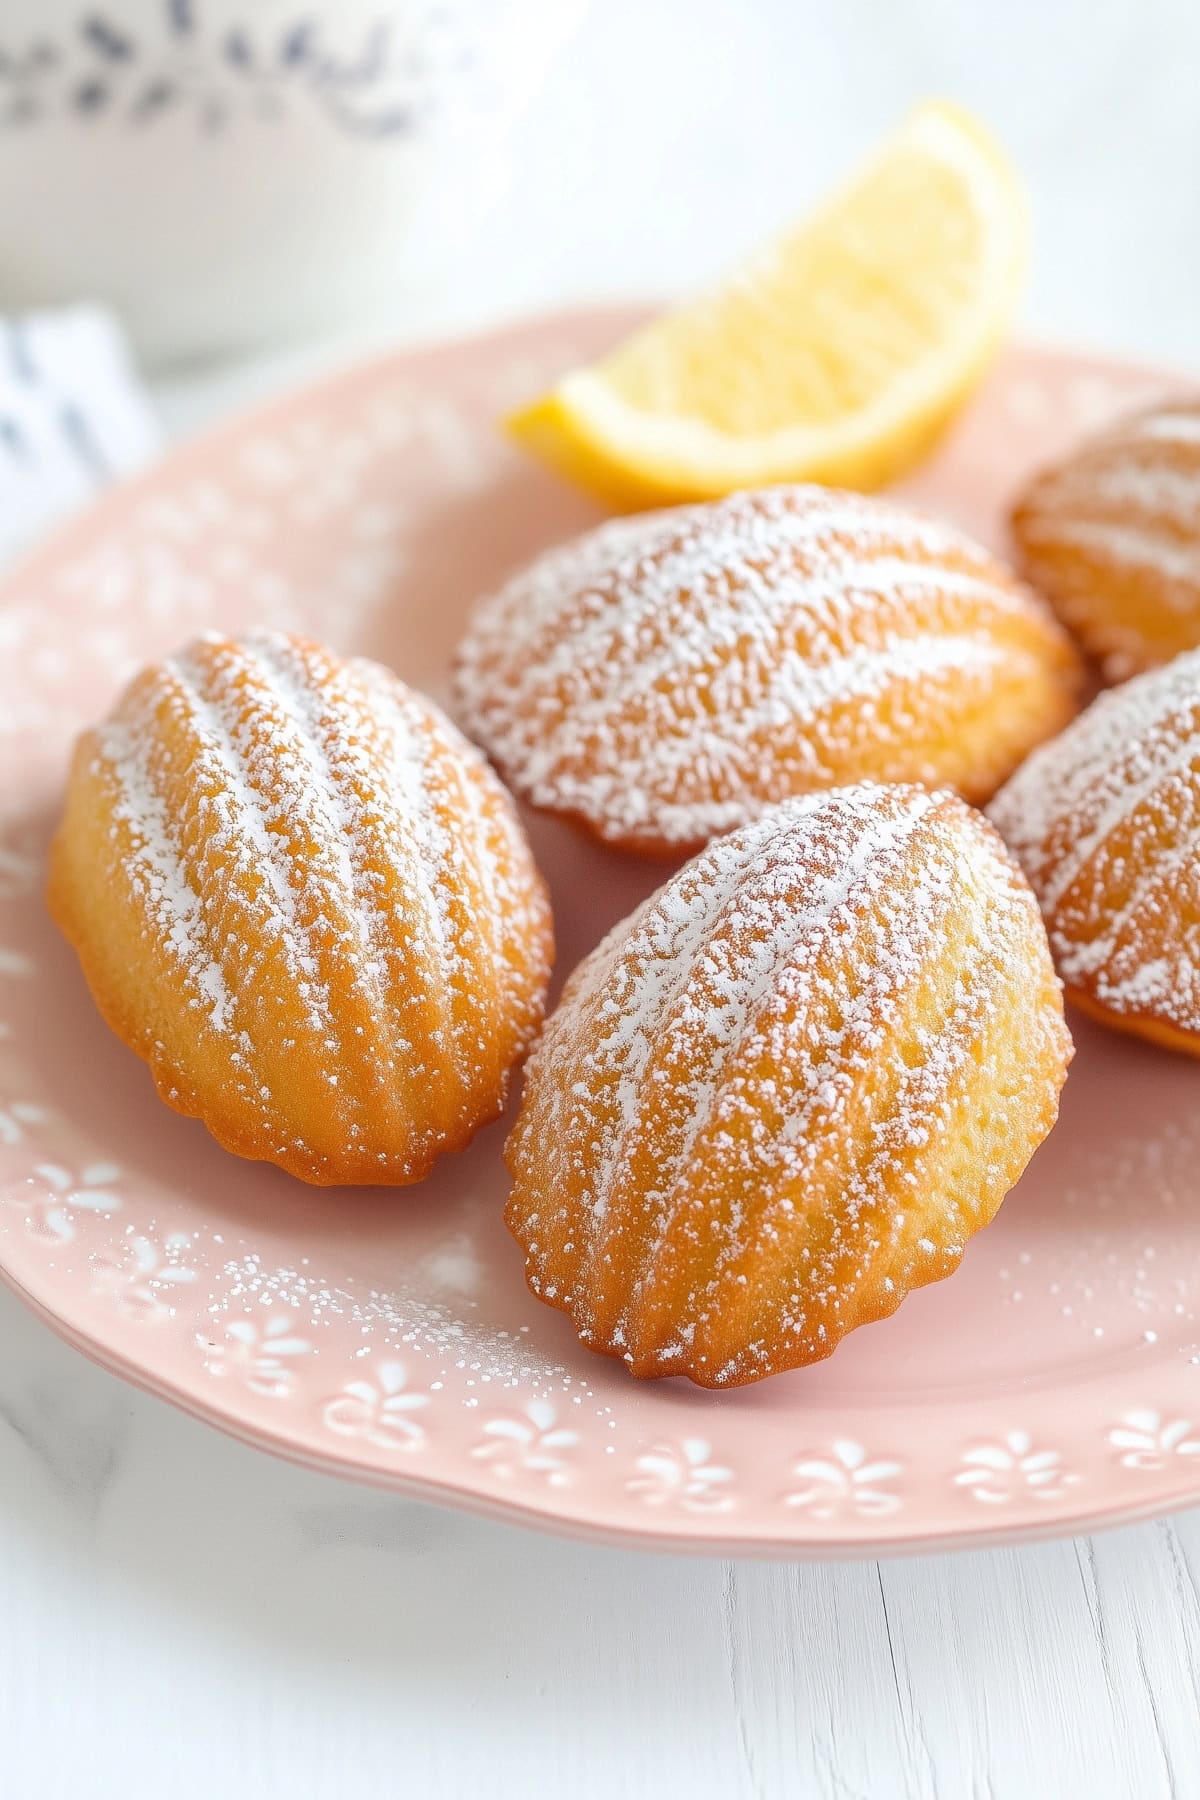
(65, 628, 550, 1181)
(453, 484, 1070, 848)
(507, 785, 1068, 1386)
(205, 1252, 594, 1396)
(989, 646, 1200, 1029)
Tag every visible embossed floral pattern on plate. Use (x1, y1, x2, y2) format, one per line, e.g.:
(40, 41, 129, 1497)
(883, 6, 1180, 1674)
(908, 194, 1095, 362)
(0, 311, 1197, 1554)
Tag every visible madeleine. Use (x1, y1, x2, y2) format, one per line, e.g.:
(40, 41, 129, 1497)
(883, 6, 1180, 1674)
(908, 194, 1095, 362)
(991, 645, 1200, 1055)
(454, 485, 1082, 854)
(48, 630, 553, 1184)
(506, 785, 1071, 1386)
(1013, 396, 1200, 679)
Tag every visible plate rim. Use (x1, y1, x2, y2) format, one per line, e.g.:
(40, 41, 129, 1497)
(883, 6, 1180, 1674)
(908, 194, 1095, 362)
(7, 1254, 1200, 1560)
(2, 308, 1198, 1559)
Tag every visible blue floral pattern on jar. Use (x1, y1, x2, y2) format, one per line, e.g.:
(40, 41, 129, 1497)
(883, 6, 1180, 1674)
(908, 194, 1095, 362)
(0, 2, 479, 135)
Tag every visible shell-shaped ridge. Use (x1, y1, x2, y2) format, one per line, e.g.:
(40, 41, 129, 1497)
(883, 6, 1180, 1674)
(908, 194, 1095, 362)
(48, 629, 553, 1184)
(454, 485, 1082, 852)
(990, 645, 1200, 1048)
(506, 784, 1071, 1386)
(1013, 397, 1200, 679)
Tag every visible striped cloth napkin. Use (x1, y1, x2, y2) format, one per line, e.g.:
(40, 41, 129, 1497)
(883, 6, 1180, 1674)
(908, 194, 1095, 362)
(0, 308, 160, 564)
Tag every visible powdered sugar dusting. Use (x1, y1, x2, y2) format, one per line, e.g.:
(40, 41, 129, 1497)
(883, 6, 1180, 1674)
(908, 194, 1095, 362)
(454, 485, 1076, 849)
(1105, 403, 1200, 451)
(1014, 397, 1200, 677)
(507, 785, 1070, 1386)
(53, 628, 552, 1183)
(990, 646, 1200, 1031)
(103, 713, 239, 1035)
(204, 1253, 593, 1397)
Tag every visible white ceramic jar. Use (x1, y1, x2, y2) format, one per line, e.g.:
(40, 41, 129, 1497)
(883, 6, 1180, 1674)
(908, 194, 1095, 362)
(0, 0, 579, 365)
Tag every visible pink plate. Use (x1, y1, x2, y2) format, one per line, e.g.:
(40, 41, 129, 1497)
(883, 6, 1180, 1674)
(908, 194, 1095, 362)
(1, 309, 1197, 1557)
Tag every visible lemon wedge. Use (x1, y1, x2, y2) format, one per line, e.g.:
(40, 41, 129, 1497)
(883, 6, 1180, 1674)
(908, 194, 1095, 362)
(509, 102, 1027, 508)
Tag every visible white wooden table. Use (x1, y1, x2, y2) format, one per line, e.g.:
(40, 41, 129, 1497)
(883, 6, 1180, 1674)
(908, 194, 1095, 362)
(6, 2, 1200, 1792)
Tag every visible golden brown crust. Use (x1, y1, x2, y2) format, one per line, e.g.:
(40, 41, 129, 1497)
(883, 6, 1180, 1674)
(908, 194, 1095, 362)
(504, 785, 1071, 1387)
(989, 647, 1200, 1054)
(1065, 989, 1200, 1059)
(1012, 396, 1200, 680)
(48, 630, 553, 1186)
(454, 486, 1082, 855)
